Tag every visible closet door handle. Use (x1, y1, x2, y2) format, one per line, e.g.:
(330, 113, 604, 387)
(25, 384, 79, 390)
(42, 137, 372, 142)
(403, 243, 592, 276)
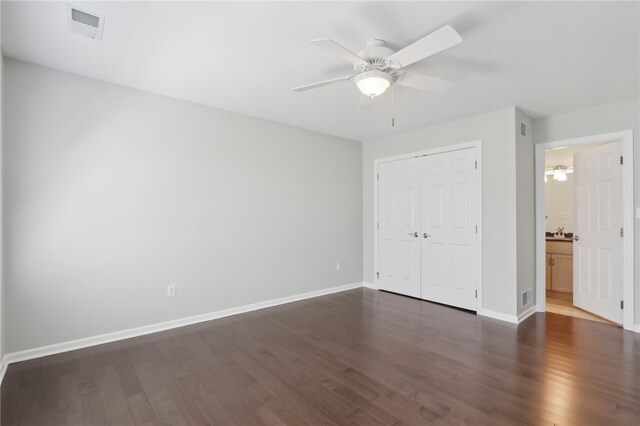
(423, 233, 431, 238)
(407, 232, 418, 238)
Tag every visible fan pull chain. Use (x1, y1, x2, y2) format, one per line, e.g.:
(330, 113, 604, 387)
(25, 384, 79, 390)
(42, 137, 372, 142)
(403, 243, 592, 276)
(391, 84, 395, 127)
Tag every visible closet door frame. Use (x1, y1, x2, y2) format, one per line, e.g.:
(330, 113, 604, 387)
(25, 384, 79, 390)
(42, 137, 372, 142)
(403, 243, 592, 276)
(373, 140, 483, 311)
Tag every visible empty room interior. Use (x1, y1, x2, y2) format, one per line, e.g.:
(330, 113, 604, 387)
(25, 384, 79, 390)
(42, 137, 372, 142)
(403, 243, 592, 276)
(0, 1, 639, 425)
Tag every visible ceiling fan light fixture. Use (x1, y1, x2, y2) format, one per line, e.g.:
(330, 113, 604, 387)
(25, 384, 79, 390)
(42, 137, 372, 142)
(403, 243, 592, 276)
(355, 71, 392, 97)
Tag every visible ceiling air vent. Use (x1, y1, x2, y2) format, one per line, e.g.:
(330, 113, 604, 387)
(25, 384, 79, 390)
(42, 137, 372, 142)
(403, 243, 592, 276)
(68, 5, 104, 40)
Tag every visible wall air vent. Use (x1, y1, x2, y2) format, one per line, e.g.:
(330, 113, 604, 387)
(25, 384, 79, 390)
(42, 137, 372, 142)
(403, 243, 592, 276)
(68, 5, 104, 40)
(520, 122, 530, 139)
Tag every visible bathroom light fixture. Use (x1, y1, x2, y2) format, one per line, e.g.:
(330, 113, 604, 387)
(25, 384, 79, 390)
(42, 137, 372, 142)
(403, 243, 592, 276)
(355, 71, 393, 97)
(553, 166, 568, 181)
(544, 166, 573, 182)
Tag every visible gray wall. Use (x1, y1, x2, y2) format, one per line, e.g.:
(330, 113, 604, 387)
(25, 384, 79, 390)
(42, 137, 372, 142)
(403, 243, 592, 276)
(515, 108, 535, 315)
(363, 107, 519, 317)
(3, 59, 363, 353)
(533, 98, 639, 323)
(0, 6, 4, 359)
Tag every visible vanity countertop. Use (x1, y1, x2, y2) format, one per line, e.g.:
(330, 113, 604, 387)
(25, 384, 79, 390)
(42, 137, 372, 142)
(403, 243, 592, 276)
(546, 237, 573, 242)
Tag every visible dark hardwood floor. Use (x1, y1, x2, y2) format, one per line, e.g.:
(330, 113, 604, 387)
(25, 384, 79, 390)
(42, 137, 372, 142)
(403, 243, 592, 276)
(2, 288, 640, 425)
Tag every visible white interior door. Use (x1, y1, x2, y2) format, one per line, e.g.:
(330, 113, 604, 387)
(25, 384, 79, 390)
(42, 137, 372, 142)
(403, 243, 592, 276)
(420, 149, 478, 311)
(377, 158, 421, 298)
(573, 141, 623, 324)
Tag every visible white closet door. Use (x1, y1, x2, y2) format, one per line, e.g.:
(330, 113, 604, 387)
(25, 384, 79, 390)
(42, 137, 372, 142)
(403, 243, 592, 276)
(420, 148, 478, 311)
(377, 158, 421, 298)
(573, 142, 623, 324)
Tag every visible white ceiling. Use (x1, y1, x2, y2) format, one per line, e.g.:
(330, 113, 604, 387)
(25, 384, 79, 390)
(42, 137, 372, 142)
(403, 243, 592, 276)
(2, 1, 638, 141)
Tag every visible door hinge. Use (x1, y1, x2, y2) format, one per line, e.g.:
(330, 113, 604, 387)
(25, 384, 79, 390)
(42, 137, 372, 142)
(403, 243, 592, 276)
(475, 160, 478, 169)
(620, 300, 624, 309)
(620, 228, 624, 237)
(377, 173, 379, 181)
(376, 272, 380, 279)
(475, 290, 478, 298)
(475, 225, 478, 234)
(620, 156, 623, 165)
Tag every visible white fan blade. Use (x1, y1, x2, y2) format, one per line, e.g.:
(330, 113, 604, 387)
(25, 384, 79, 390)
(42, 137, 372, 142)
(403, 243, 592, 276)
(387, 25, 462, 69)
(359, 94, 375, 109)
(396, 72, 454, 94)
(292, 75, 355, 92)
(310, 38, 368, 65)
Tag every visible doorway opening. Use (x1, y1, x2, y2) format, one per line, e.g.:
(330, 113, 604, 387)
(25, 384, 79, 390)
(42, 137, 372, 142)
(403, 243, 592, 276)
(535, 131, 635, 331)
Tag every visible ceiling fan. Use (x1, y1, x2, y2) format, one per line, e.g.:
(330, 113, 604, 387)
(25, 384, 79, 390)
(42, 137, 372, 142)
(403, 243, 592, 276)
(293, 25, 462, 103)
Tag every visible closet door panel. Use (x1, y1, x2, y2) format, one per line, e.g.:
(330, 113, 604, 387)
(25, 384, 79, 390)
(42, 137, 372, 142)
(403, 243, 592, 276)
(377, 158, 421, 298)
(420, 148, 478, 311)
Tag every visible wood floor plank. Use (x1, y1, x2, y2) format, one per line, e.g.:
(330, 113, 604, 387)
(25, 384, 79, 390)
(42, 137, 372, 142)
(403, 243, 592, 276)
(81, 390, 108, 426)
(230, 350, 340, 425)
(256, 396, 313, 426)
(113, 351, 145, 397)
(126, 392, 160, 426)
(141, 381, 187, 426)
(163, 377, 211, 426)
(57, 375, 84, 426)
(2, 288, 640, 425)
(194, 393, 235, 425)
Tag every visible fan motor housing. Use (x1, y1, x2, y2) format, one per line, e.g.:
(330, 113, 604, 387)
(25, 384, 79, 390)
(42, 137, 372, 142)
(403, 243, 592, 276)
(355, 39, 396, 73)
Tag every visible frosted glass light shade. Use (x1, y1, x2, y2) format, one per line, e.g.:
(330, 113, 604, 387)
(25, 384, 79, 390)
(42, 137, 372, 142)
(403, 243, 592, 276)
(355, 71, 392, 97)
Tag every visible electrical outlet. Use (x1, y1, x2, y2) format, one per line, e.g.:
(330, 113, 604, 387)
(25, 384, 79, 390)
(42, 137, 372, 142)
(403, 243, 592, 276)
(336, 262, 341, 271)
(167, 284, 177, 298)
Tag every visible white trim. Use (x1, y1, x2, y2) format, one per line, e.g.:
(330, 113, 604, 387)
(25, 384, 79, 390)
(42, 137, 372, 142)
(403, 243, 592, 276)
(478, 309, 518, 324)
(622, 134, 635, 330)
(372, 159, 378, 286)
(362, 281, 379, 290)
(476, 143, 484, 314)
(534, 130, 635, 331)
(372, 140, 483, 312)
(517, 306, 537, 324)
(480, 305, 535, 325)
(0, 358, 8, 385)
(373, 140, 482, 165)
(2, 282, 363, 367)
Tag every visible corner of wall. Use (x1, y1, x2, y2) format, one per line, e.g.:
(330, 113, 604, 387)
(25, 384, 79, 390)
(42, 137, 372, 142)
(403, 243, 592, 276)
(514, 107, 536, 316)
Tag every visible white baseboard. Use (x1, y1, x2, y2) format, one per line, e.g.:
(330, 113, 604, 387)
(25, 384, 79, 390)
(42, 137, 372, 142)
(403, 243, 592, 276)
(517, 306, 537, 323)
(2, 281, 364, 368)
(8, 281, 625, 385)
(478, 309, 518, 324)
(479, 305, 540, 325)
